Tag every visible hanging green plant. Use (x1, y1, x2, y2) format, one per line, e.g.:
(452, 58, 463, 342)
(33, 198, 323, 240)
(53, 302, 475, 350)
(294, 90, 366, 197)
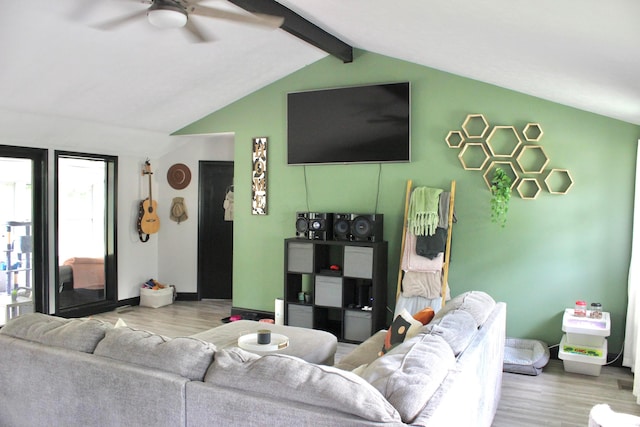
(490, 167, 512, 227)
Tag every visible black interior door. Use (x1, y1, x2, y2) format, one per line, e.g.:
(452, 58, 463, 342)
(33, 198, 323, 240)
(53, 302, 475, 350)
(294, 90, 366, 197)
(198, 161, 233, 299)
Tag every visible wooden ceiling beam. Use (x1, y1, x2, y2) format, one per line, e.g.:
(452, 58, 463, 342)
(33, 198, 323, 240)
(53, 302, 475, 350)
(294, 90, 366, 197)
(228, 0, 353, 63)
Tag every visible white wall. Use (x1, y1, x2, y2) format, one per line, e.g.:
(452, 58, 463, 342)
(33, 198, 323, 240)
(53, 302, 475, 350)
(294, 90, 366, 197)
(116, 155, 160, 300)
(2, 124, 233, 309)
(156, 134, 235, 294)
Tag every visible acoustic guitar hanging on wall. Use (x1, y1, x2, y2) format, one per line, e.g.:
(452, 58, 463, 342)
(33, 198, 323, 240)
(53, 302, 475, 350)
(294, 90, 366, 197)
(138, 160, 160, 242)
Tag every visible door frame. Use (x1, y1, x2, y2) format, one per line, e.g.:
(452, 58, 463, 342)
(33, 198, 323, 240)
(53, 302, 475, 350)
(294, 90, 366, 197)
(0, 145, 48, 316)
(197, 160, 234, 300)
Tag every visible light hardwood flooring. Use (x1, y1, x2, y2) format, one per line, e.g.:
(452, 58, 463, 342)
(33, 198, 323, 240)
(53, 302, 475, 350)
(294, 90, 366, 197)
(90, 299, 358, 363)
(91, 300, 640, 426)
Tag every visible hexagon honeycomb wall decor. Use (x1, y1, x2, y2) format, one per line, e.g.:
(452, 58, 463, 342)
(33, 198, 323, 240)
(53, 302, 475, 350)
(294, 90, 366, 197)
(486, 126, 522, 157)
(544, 169, 574, 194)
(458, 143, 490, 170)
(462, 114, 489, 139)
(445, 130, 465, 148)
(445, 115, 573, 199)
(517, 178, 542, 200)
(483, 161, 519, 191)
(516, 145, 549, 174)
(523, 123, 544, 142)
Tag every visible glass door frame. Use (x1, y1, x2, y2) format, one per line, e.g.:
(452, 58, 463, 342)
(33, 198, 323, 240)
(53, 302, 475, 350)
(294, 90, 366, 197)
(54, 151, 117, 317)
(0, 145, 48, 317)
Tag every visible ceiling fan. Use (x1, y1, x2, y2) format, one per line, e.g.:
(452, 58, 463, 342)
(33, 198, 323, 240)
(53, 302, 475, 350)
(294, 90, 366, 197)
(91, 0, 284, 42)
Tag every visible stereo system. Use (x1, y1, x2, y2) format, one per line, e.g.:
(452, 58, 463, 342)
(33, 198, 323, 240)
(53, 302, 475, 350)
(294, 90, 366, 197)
(296, 212, 383, 242)
(295, 212, 333, 241)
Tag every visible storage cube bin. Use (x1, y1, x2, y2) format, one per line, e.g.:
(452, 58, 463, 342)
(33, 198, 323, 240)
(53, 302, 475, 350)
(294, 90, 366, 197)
(343, 246, 373, 279)
(562, 309, 610, 347)
(139, 286, 174, 308)
(287, 242, 314, 273)
(344, 310, 372, 342)
(288, 304, 313, 328)
(559, 334, 607, 376)
(315, 275, 342, 307)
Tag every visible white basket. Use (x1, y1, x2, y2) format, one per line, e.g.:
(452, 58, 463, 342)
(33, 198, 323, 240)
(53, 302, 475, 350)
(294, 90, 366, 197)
(140, 286, 174, 308)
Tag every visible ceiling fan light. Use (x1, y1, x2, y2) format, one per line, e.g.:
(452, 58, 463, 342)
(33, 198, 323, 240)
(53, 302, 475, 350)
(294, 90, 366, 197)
(147, 9, 188, 29)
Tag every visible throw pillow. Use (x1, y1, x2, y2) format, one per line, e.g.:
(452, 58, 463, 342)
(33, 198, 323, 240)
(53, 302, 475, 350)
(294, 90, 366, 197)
(378, 309, 422, 356)
(413, 307, 435, 325)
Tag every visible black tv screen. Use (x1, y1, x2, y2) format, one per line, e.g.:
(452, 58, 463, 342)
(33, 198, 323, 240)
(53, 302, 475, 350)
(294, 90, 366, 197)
(287, 82, 410, 165)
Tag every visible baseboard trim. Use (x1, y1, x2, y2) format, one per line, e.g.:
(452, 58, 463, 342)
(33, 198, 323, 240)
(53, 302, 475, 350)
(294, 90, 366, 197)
(231, 306, 275, 321)
(176, 292, 199, 301)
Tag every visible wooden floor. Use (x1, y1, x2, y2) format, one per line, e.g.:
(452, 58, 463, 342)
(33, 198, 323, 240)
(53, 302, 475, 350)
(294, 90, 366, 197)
(90, 299, 358, 363)
(92, 300, 640, 426)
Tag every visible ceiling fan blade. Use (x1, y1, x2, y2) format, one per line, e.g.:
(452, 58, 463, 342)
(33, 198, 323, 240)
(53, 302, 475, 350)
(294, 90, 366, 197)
(183, 19, 215, 43)
(69, 0, 151, 22)
(92, 9, 148, 30)
(190, 4, 284, 29)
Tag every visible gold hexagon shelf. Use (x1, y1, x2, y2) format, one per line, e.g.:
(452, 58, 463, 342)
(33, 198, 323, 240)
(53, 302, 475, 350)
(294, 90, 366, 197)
(458, 143, 490, 170)
(483, 161, 519, 191)
(544, 169, 574, 194)
(486, 126, 523, 157)
(516, 145, 549, 174)
(517, 178, 542, 200)
(445, 130, 465, 148)
(523, 123, 544, 142)
(462, 114, 489, 139)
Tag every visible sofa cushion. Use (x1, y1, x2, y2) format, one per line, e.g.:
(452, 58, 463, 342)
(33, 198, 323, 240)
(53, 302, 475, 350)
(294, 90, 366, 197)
(94, 327, 216, 381)
(360, 333, 455, 424)
(421, 309, 478, 356)
(432, 290, 495, 326)
(0, 312, 111, 353)
(206, 348, 402, 423)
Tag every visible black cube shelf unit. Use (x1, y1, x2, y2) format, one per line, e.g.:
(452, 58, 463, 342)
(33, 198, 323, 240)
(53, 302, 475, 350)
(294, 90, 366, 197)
(284, 238, 388, 343)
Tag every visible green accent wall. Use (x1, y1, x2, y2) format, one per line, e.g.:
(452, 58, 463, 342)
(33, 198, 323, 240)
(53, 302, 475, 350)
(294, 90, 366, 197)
(177, 49, 640, 353)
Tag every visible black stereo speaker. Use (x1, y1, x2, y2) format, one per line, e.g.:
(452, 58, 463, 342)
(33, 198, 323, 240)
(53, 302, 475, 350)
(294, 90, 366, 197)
(296, 212, 333, 240)
(332, 213, 384, 242)
(308, 213, 333, 240)
(333, 213, 352, 241)
(295, 212, 309, 238)
(351, 214, 384, 242)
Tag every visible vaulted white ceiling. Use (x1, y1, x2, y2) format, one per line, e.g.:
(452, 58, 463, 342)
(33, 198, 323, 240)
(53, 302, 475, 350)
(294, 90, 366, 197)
(1, 0, 638, 156)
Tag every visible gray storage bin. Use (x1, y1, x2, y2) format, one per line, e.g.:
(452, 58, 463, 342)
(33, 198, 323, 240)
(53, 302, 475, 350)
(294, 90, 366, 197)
(344, 310, 372, 342)
(288, 304, 313, 329)
(343, 246, 374, 279)
(315, 275, 342, 307)
(287, 242, 314, 273)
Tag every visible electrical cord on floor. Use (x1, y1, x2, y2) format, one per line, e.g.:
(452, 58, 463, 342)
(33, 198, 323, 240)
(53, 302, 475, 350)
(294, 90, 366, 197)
(605, 342, 624, 366)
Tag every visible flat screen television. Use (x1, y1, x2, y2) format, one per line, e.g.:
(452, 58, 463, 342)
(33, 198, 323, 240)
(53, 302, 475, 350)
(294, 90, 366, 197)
(287, 82, 410, 165)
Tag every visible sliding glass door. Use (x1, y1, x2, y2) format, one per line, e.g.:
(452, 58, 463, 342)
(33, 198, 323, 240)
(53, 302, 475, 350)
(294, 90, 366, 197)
(0, 146, 47, 326)
(55, 152, 117, 316)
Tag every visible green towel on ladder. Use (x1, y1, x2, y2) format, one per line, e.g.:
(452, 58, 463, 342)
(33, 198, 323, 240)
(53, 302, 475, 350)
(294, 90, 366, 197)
(408, 187, 443, 236)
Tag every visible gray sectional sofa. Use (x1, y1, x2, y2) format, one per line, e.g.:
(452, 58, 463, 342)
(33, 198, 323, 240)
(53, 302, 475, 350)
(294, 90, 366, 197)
(0, 291, 505, 427)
